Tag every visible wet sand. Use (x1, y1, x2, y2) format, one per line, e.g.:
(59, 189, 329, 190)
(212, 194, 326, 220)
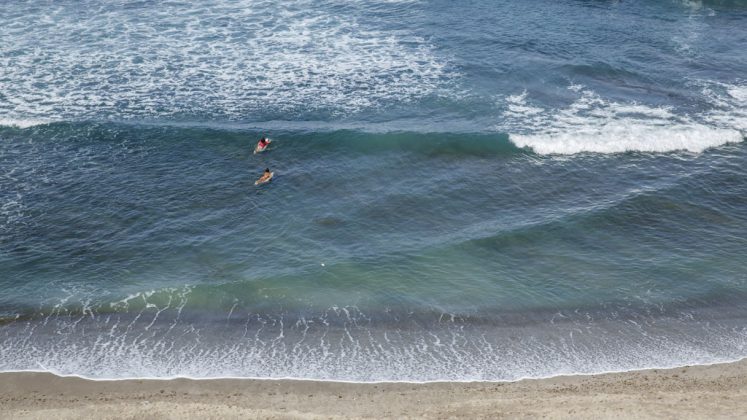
(1, 359, 746, 419)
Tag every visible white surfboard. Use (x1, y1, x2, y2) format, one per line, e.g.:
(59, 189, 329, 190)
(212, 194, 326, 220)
(254, 171, 274, 185)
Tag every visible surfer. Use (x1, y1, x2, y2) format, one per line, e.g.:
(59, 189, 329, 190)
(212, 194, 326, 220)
(255, 168, 273, 185)
(254, 136, 271, 154)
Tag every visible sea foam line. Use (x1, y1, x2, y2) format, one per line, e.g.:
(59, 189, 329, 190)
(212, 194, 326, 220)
(2, 304, 747, 383)
(2, 356, 746, 385)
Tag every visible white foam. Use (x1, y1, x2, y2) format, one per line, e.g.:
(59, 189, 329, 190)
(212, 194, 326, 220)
(0, 0, 454, 121)
(0, 118, 52, 129)
(512, 122, 742, 155)
(501, 85, 746, 155)
(504, 91, 543, 116)
(2, 306, 747, 382)
(728, 85, 747, 102)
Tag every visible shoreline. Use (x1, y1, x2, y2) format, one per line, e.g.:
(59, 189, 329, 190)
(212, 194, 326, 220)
(4, 355, 747, 384)
(3, 359, 746, 419)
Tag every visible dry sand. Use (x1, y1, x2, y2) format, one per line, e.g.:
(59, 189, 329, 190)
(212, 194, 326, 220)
(1, 359, 746, 419)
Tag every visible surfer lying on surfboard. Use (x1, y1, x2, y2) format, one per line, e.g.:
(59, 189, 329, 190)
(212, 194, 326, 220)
(255, 168, 273, 185)
(254, 136, 271, 154)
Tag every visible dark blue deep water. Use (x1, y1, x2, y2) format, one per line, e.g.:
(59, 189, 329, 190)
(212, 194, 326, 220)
(1, 0, 746, 381)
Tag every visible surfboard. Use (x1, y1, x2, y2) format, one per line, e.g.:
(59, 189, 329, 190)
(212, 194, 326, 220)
(254, 172, 274, 186)
(253, 139, 272, 154)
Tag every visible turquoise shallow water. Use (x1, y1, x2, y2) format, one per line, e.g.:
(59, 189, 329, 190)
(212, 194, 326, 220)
(1, 0, 747, 380)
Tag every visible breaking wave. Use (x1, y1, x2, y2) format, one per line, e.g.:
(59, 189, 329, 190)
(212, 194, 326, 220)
(502, 83, 746, 155)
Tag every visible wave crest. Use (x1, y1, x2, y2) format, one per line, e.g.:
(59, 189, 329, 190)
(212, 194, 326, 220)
(0, 119, 53, 129)
(502, 84, 746, 155)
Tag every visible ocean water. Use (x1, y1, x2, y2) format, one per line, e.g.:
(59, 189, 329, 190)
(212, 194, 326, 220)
(1, 0, 746, 381)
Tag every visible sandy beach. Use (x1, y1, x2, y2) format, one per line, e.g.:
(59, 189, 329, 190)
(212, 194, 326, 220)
(1, 359, 745, 419)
